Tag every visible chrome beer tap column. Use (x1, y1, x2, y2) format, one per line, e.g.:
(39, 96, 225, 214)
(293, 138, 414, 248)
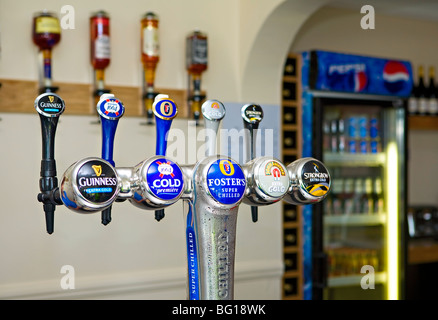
(283, 157, 331, 205)
(241, 104, 264, 222)
(35, 93, 65, 234)
(182, 99, 226, 300)
(191, 156, 246, 300)
(97, 94, 125, 225)
(152, 94, 178, 221)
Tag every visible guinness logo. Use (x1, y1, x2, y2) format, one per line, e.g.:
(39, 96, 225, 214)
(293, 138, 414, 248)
(92, 165, 102, 177)
(48, 95, 55, 103)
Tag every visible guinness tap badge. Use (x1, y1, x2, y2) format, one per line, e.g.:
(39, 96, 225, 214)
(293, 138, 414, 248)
(34, 92, 65, 117)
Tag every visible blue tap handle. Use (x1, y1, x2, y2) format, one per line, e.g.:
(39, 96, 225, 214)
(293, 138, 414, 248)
(152, 94, 178, 221)
(97, 94, 125, 225)
(153, 94, 178, 156)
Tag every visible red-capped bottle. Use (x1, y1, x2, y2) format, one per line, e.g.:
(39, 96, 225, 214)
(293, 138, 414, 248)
(90, 11, 111, 70)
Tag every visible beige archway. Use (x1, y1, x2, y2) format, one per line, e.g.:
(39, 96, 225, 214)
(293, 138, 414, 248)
(240, 0, 329, 105)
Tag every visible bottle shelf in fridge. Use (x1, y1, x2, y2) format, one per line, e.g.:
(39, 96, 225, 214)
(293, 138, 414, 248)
(324, 214, 386, 227)
(324, 152, 386, 167)
(327, 272, 386, 288)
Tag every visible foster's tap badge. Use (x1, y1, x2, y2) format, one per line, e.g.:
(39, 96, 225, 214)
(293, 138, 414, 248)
(153, 94, 178, 120)
(146, 158, 184, 201)
(206, 158, 246, 205)
(97, 94, 125, 120)
(35, 93, 65, 117)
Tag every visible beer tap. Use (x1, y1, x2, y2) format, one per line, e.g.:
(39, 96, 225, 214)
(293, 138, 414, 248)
(141, 12, 159, 125)
(242, 156, 290, 207)
(152, 94, 178, 221)
(32, 10, 61, 94)
(191, 156, 246, 300)
(35, 93, 65, 234)
(182, 99, 226, 300)
(97, 93, 125, 225)
(283, 157, 331, 205)
(241, 104, 264, 222)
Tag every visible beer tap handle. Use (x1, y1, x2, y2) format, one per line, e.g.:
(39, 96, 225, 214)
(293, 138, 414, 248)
(241, 104, 264, 222)
(201, 100, 226, 157)
(153, 94, 178, 221)
(35, 93, 65, 234)
(97, 94, 125, 225)
(283, 157, 331, 205)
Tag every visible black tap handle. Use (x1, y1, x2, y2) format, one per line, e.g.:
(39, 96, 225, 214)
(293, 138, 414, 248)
(35, 93, 65, 234)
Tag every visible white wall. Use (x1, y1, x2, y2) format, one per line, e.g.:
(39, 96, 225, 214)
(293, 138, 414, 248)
(290, 5, 438, 207)
(0, 0, 292, 300)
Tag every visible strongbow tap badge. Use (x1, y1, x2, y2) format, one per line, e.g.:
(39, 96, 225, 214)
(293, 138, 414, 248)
(301, 160, 330, 197)
(146, 159, 184, 200)
(207, 159, 246, 205)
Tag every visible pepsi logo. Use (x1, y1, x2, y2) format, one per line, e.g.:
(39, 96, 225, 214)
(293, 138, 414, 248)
(383, 61, 410, 93)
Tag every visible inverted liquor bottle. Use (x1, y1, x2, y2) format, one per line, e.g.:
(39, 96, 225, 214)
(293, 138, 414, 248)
(141, 12, 160, 124)
(32, 10, 61, 93)
(90, 11, 111, 109)
(186, 30, 208, 124)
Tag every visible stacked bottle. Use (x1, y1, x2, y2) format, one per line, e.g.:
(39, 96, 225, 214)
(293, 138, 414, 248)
(323, 114, 381, 154)
(326, 247, 381, 277)
(409, 64, 438, 116)
(324, 176, 383, 215)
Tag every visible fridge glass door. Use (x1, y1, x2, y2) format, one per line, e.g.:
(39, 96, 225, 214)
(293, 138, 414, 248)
(321, 101, 405, 300)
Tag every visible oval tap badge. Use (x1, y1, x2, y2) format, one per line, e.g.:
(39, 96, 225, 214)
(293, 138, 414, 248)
(206, 158, 246, 205)
(301, 160, 330, 198)
(97, 96, 125, 120)
(201, 99, 226, 121)
(241, 104, 263, 124)
(153, 96, 178, 120)
(258, 160, 289, 198)
(34, 93, 65, 117)
(146, 158, 184, 201)
(76, 160, 118, 204)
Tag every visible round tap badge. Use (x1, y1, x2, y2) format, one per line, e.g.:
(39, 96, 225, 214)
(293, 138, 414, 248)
(201, 99, 226, 121)
(76, 160, 118, 203)
(300, 160, 330, 198)
(97, 96, 125, 120)
(146, 158, 184, 201)
(34, 93, 65, 117)
(206, 158, 246, 205)
(258, 160, 289, 198)
(153, 98, 178, 120)
(241, 104, 263, 124)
